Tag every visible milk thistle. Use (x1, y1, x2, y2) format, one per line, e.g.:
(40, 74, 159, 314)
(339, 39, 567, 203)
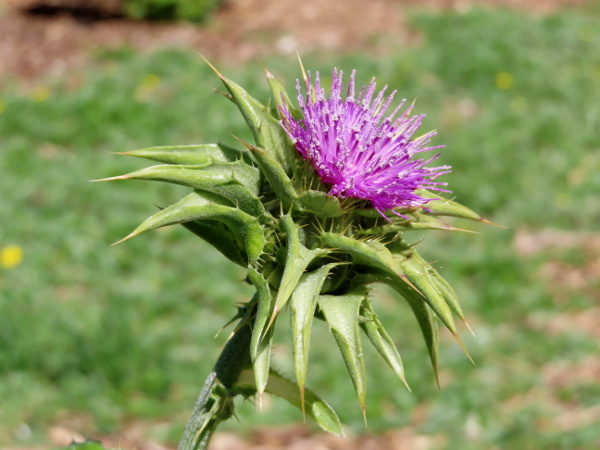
(280, 69, 451, 218)
(101, 61, 489, 450)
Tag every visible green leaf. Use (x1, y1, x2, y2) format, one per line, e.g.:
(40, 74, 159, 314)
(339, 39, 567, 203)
(320, 232, 407, 283)
(240, 142, 300, 213)
(116, 161, 260, 194)
(300, 190, 344, 218)
(408, 296, 441, 387)
(100, 162, 266, 217)
(399, 252, 458, 336)
(208, 63, 296, 169)
(268, 215, 326, 328)
(117, 191, 265, 264)
(429, 268, 473, 334)
(117, 143, 251, 165)
(247, 268, 275, 400)
(289, 263, 340, 409)
(384, 242, 460, 337)
(359, 299, 409, 390)
(264, 67, 302, 121)
(353, 273, 441, 386)
(317, 291, 368, 416)
(181, 219, 247, 267)
(416, 189, 485, 222)
(235, 369, 344, 437)
(356, 212, 459, 235)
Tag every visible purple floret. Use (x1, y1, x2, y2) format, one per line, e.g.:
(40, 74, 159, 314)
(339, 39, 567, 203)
(279, 69, 451, 220)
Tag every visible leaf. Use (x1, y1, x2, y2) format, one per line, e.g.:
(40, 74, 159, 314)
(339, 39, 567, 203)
(264, 67, 302, 121)
(356, 212, 469, 235)
(399, 252, 458, 336)
(384, 242, 459, 337)
(117, 143, 251, 165)
(429, 268, 473, 335)
(98, 162, 266, 217)
(181, 219, 247, 267)
(289, 263, 340, 411)
(205, 60, 296, 169)
(116, 191, 265, 264)
(103, 161, 260, 194)
(237, 141, 300, 213)
(407, 296, 441, 387)
(359, 299, 409, 390)
(320, 232, 407, 283)
(300, 190, 344, 218)
(247, 268, 275, 400)
(416, 189, 485, 222)
(267, 215, 326, 330)
(391, 249, 472, 361)
(317, 291, 368, 417)
(353, 273, 441, 386)
(235, 369, 344, 437)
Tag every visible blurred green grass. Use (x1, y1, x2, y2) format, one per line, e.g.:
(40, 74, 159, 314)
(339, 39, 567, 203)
(1, 6, 599, 449)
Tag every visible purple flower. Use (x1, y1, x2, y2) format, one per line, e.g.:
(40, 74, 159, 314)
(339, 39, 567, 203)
(279, 69, 451, 220)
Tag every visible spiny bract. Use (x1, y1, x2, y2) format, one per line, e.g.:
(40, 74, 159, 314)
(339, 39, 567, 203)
(102, 62, 488, 433)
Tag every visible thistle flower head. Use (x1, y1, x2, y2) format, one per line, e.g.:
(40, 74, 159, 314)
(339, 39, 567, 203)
(105, 62, 490, 440)
(280, 69, 451, 218)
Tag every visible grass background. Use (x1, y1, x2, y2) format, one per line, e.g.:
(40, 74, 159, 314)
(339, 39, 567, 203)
(1, 5, 599, 449)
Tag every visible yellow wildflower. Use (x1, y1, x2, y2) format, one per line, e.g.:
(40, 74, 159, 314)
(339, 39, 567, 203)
(495, 72, 513, 90)
(31, 86, 51, 102)
(1, 245, 23, 269)
(135, 74, 161, 102)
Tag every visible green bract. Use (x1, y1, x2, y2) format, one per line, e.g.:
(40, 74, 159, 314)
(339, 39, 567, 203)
(101, 62, 489, 444)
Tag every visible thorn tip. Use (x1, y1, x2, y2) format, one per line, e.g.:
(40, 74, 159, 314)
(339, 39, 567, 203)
(463, 319, 475, 337)
(361, 404, 368, 428)
(111, 231, 138, 246)
(454, 332, 474, 364)
(480, 218, 508, 228)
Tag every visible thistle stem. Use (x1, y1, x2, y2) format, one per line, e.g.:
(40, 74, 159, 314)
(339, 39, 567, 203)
(178, 303, 253, 450)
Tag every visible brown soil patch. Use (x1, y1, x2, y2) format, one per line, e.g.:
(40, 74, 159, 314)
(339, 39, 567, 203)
(514, 229, 600, 305)
(528, 307, 600, 339)
(543, 356, 600, 389)
(42, 423, 447, 450)
(0, 0, 590, 82)
(502, 356, 600, 437)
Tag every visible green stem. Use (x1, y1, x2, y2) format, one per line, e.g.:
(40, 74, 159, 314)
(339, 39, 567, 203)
(178, 305, 253, 450)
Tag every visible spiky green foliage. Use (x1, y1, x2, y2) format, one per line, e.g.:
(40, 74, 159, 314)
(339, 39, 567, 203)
(101, 62, 488, 436)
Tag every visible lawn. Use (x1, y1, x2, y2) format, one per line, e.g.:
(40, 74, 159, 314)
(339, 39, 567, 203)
(1, 6, 599, 449)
